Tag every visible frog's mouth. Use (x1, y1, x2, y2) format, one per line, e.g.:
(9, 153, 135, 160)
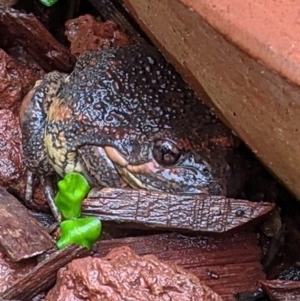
(103, 146, 158, 191)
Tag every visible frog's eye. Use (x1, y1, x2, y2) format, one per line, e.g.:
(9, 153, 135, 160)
(153, 140, 182, 166)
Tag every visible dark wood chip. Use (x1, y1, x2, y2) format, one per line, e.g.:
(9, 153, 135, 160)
(82, 188, 275, 233)
(0, 188, 54, 262)
(0, 5, 75, 72)
(0, 245, 91, 300)
(260, 280, 300, 301)
(93, 231, 266, 300)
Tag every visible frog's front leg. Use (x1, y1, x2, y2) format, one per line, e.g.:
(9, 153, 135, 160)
(25, 170, 34, 202)
(24, 170, 62, 222)
(40, 176, 62, 222)
(20, 71, 67, 222)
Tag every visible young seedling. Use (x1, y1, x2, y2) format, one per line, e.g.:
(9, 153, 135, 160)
(55, 173, 90, 219)
(56, 217, 102, 249)
(38, 0, 59, 7)
(55, 172, 102, 249)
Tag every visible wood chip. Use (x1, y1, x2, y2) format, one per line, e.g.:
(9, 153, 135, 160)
(0, 251, 36, 294)
(260, 280, 300, 301)
(0, 188, 53, 262)
(82, 188, 275, 233)
(0, 5, 75, 72)
(0, 245, 91, 300)
(93, 231, 266, 300)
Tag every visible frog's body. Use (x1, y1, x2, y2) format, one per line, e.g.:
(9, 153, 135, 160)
(20, 44, 242, 219)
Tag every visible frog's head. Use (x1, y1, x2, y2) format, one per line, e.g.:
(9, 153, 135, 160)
(95, 126, 237, 196)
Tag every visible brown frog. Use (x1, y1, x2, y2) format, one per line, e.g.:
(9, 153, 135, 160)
(20, 43, 241, 221)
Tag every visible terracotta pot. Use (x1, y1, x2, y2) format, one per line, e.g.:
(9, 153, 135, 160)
(123, 0, 300, 200)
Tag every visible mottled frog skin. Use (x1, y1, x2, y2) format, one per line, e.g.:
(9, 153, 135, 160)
(20, 44, 240, 218)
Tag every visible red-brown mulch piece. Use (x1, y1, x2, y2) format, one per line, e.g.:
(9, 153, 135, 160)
(0, 245, 91, 300)
(0, 49, 23, 111)
(65, 14, 137, 58)
(92, 232, 265, 300)
(82, 188, 275, 233)
(0, 251, 36, 293)
(0, 0, 17, 6)
(45, 246, 223, 301)
(260, 280, 300, 301)
(0, 47, 44, 113)
(6, 45, 45, 100)
(0, 109, 23, 187)
(0, 188, 53, 262)
(0, 5, 75, 72)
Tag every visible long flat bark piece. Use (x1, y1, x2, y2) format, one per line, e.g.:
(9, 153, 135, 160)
(260, 280, 300, 301)
(0, 5, 75, 72)
(0, 245, 91, 300)
(82, 188, 274, 233)
(0, 188, 53, 262)
(93, 231, 265, 300)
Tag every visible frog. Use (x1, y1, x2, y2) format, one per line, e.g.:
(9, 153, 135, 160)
(19, 43, 242, 221)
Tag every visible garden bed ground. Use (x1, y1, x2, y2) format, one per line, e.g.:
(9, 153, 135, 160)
(0, 1, 299, 300)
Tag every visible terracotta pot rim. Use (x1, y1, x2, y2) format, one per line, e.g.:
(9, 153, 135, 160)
(181, 0, 300, 85)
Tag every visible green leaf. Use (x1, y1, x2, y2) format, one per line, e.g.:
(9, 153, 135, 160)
(56, 217, 102, 249)
(38, 0, 59, 7)
(55, 173, 90, 219)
